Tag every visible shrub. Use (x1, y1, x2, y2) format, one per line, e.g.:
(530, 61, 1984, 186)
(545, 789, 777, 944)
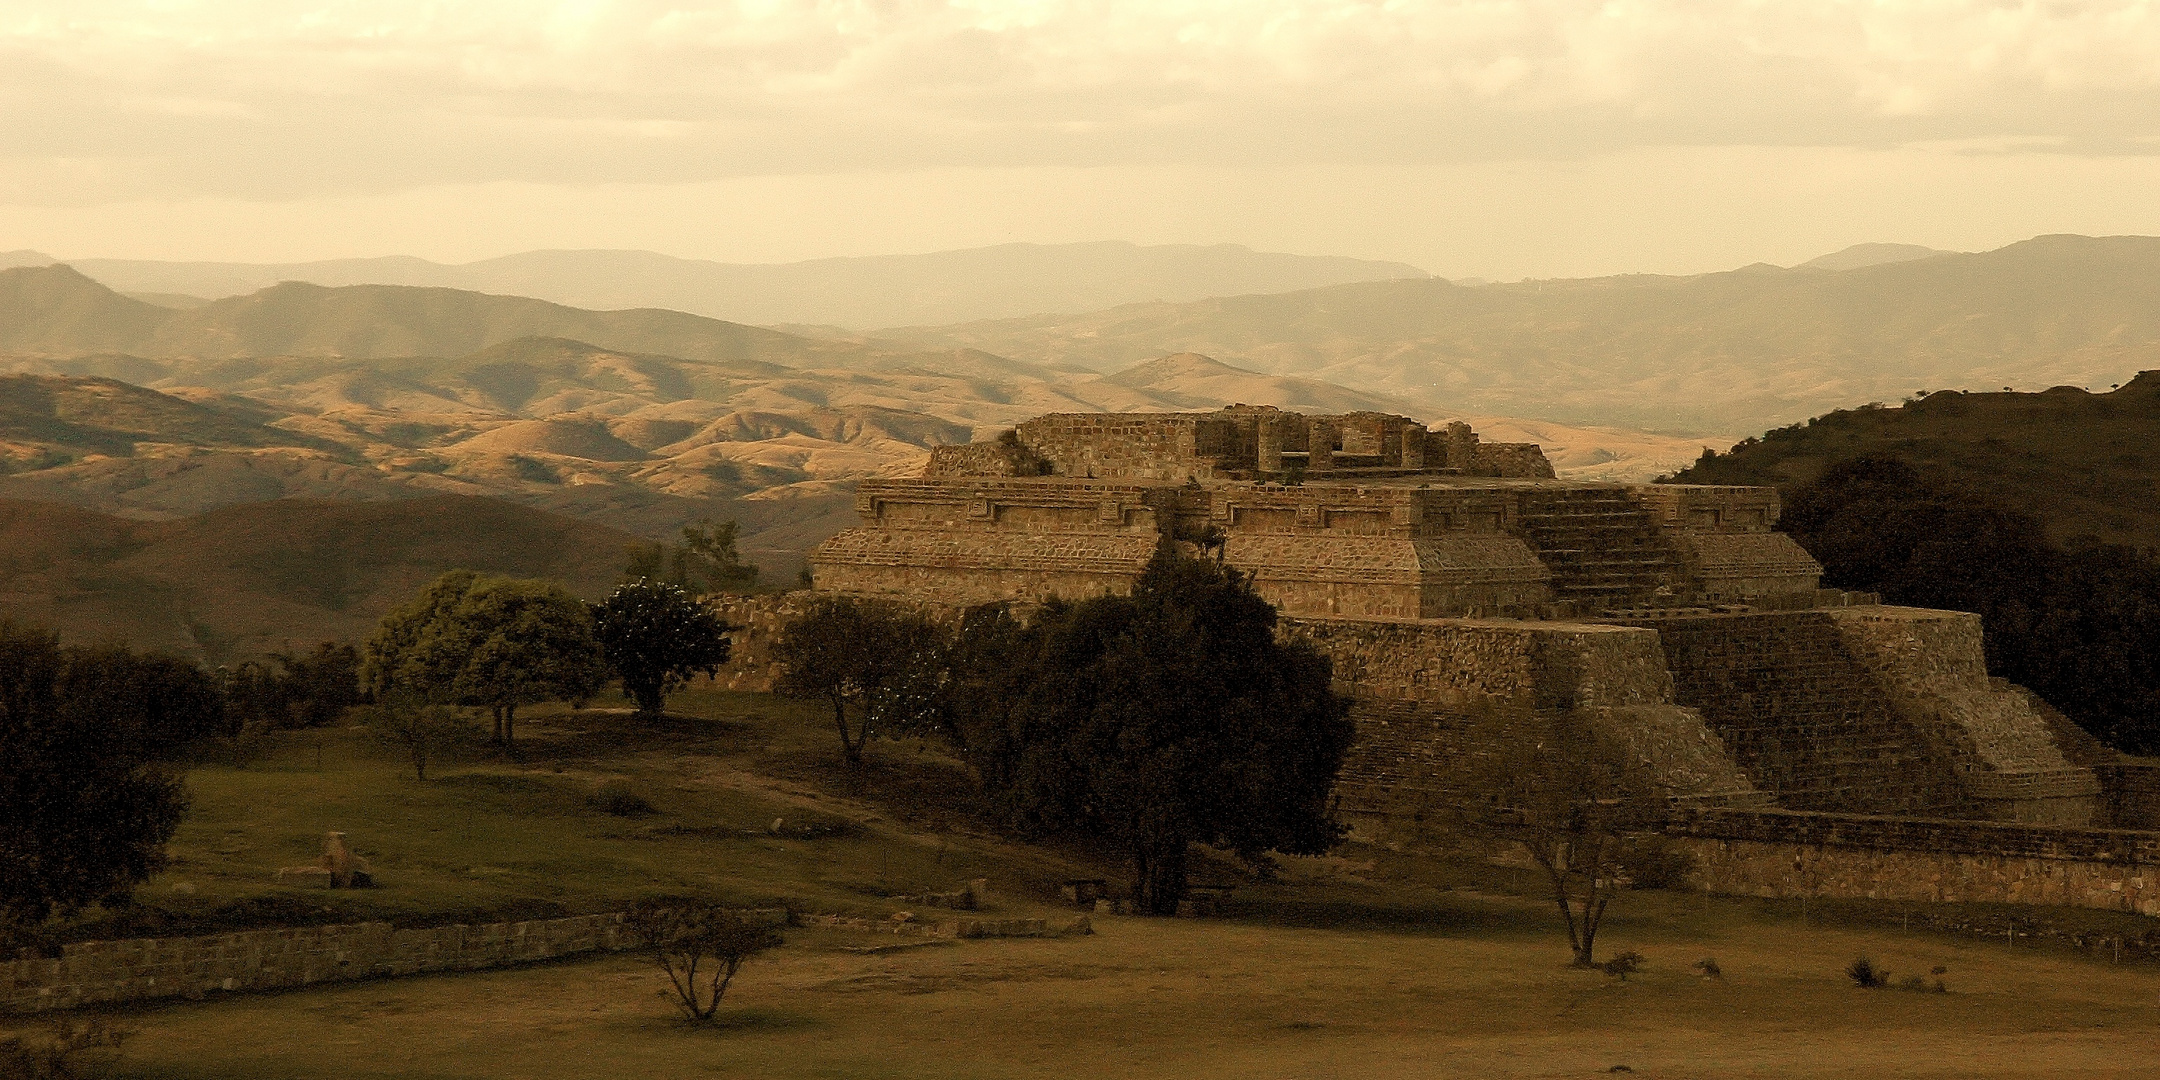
(1846, 955, 1887, 988)
(624, 899, 782, 1021)
(1599, 950, 1645, 979)
(0, 1018, 127, 1080)
(590, 779, 657, 817)
(1621, 839, 1697, 891)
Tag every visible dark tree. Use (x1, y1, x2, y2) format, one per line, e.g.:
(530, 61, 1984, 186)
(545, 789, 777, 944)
(274, 642, 362, 727)
(623, 519, 759, 594)
(591, 579, 734, 717)
(58, 645, 230, 758)
(944, 542, 1355, 914)
(772, 598, 942, 765)
(362, 571, 609, 751)
(0, 623, 189, 926)
(364, 688, 471, 781)
(624, 899, 782, 1021)
(1781, 456, 2160, 752)
(1453, 705, 1663, 967)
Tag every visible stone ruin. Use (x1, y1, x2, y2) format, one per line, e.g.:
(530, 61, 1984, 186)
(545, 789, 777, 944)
(781, 407, 2160, 915)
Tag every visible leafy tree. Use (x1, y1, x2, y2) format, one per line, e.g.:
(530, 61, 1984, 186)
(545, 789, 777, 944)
(1452, 705, 1663, 967)
(363, 689, 471, 781)
(591, 579, 734, 717)
(219, 642, 361, 732)
(624, 899, 782, 1021)
(772, 598, 942, 765)
(624, 519, 759, 594)
(362, 569, 483, 703)
(58, 645, 229, 758)
(1781, 457, 2160, 752)
(362, 571, 609, 751)
(0, 622, 189, 926)
(273, 642, 362, 727)
(940, 543, 1355, 914)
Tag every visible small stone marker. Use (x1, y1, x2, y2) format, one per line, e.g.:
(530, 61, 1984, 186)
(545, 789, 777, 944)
(275, 831, 375, 888)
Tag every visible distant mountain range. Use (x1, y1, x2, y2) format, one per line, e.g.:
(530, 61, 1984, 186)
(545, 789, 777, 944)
(0, 242, 1430, 329)
(876, 234, 2160, 435)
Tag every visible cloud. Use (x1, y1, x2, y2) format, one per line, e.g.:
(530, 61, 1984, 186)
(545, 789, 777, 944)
(1, 1, 2157, 205)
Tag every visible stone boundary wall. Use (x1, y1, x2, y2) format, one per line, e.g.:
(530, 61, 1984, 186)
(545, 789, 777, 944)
(1665, 808, 2160, 916)
(1, 912, 643, 1014)
(0, 907, 1071, 1015)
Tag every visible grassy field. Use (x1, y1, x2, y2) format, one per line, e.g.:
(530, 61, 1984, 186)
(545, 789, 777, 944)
(12, 686, 2160, 1078)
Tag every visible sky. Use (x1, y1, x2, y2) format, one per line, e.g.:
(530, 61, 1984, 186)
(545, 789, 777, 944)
(3, 0, 2159, 279)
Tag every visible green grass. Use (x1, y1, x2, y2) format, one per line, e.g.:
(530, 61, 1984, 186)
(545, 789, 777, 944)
(16, 685, 2160, 1079)
(63, 688, 1096, 941)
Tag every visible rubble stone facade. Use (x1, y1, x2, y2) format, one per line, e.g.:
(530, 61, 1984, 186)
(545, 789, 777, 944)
(781, 407, 2155, 915)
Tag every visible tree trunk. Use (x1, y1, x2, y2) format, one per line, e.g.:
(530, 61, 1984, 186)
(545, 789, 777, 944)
(634, 680, 664, 717)
(491, 705, 504, 745)
(832, 696, 860, 764)
(1133, 834, 1188, 915)
(1534, 843, 1590, 966)
(503, 703, 517, 754)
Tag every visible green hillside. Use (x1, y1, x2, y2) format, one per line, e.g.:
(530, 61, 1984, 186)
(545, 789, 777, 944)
(1669, 372, 2160, 548)
(0, 494, 642, 662)
(886, 234, 2160, 434)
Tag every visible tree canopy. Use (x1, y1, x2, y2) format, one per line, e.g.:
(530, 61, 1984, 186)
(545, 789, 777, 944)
(592, 579, 734, 717)
(624, 519, 759, 594)
(362, 571, 609, 750)
(1781, 457, 2160, 752)
(936, 542, 1355, 913)
(772, 598, 941, 765)
(0, 622, 190, 926)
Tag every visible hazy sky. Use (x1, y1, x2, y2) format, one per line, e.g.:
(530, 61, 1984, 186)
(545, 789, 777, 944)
(4, 0, 2159, 279)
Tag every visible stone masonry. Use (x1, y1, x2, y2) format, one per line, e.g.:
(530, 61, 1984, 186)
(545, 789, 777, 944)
(769, 407, 2158, 916)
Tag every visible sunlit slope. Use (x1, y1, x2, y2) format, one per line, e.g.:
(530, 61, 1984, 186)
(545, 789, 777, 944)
(0, 494, 639, 661)
(879, 234, 2160, 434)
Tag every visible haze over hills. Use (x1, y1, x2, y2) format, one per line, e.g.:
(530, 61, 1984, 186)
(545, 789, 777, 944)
(0, 263, 959, 369)
(0, 242, 1430, 329)
(875, 234, 2160, 435)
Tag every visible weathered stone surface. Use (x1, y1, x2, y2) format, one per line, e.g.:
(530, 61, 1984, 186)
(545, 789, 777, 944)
(1667, 808, 2160, 916)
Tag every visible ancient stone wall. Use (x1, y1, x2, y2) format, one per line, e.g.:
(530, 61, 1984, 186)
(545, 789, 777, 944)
(925, 442, 1047, 478)
(1649, 612, 1971, 816)
(1665, 808, 2160, 916)
(0, 913, 643, 1014)
(1287, 616, 1763, 812)
(1823, 607, 2100, 824)
(1472, 442, 1558, 479)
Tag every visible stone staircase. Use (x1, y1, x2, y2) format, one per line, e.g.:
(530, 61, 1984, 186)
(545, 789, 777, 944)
(1515, 489, 1679, 611)
(1649, 612, 1970, 816)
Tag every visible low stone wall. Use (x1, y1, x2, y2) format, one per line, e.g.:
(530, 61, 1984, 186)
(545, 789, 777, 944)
(1666, 808, 2160, 916)
(1, 913, 647, 1014)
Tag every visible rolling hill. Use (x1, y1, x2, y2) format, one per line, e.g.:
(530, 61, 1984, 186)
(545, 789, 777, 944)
(0, 495, 642, 662)
(1669, 373, 2160, 549)
(19, 241, 1430, 329)
(0, 264, 977, 370)
(876, 234, 2160, 435)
